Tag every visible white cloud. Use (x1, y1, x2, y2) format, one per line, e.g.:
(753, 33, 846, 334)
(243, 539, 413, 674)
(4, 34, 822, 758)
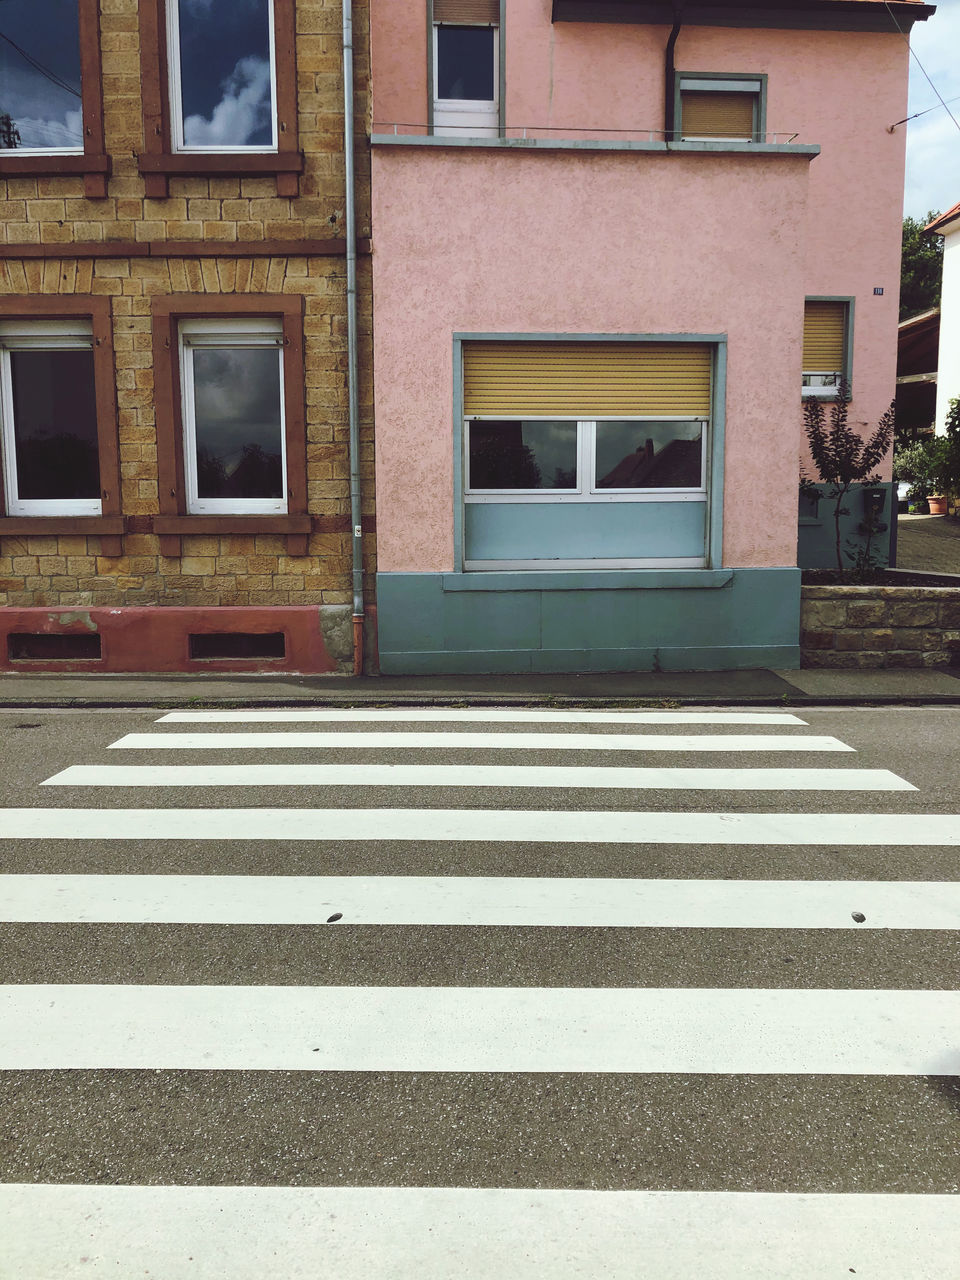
(903, 0, 960, 217)
(10, 108, 83, 151)
(182, 56, 272, 148)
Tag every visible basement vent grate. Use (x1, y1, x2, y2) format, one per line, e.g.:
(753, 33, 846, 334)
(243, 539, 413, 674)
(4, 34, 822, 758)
(188, 632, 286, 660)
(8, 633, 102, 661)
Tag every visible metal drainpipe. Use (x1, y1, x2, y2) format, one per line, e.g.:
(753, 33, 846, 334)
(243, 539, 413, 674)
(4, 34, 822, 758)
(342, 0, 364, 674)
(664, 11, 683, 142)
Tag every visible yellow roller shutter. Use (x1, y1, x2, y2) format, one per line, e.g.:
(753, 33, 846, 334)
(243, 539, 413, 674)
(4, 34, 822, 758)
(434, 0, 499, 22)
(463, 342, 712, 416)
(681, 91, 755, 139)
(803, 301, 846, 372)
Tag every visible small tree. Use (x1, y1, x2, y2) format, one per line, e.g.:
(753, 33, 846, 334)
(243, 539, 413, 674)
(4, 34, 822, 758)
(893, 398, 960, 503)
(803, 383, 895, 571)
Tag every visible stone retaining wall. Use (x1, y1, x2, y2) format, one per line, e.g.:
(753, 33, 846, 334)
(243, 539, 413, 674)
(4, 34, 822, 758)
(801, 586, 960, 668)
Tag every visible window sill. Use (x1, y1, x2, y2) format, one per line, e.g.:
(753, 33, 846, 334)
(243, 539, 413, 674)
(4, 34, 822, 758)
(371, 134, 820, 159)
(442, 569, 734, 591)
(0, 153, 111, 197)
(138, 152, 304, 197)
(0, 515, 122, 553)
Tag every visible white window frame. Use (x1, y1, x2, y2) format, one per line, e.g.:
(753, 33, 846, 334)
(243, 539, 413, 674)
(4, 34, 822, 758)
(464, 417, 709, 504)
(433, 22, 499, 139)
(801, 371, 843, 397)
(178, 317, 287, 515)
(0, 319, 100, 516)
(167, 0, 279, 154)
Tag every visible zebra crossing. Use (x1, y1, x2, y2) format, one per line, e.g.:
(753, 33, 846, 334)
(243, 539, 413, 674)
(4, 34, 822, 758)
(2, 704, 960, 1277)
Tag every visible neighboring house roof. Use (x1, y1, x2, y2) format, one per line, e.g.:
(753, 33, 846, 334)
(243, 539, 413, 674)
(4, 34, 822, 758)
(552, 0, 936, 27)
(897, 307, 940, 380)
(926, 202, 960, 235)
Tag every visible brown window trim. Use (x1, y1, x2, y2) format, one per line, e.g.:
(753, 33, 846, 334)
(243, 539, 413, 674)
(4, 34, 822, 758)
(138, 0, 303, 198)
(0, 296, 122, 554)
(0, 0, 110, 198)
(152, 294, 309, 556)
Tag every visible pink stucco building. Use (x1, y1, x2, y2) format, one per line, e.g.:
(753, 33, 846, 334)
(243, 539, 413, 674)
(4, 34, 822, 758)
(369, 0, 935, 673)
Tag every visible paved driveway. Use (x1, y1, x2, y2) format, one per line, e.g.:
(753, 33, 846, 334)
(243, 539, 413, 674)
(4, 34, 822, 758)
(896, 514, 960, 575)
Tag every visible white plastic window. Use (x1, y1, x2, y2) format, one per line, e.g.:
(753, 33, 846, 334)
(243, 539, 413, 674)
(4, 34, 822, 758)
(179, 317, 287, 514)
(465, 418, 707, 503)
(0, 319, 100, 515)
(433, 23, 498, 138)
(167, 0, 278, 153)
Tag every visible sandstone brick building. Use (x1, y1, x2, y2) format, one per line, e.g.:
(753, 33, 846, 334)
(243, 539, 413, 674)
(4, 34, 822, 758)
(0, 0, 374, 673)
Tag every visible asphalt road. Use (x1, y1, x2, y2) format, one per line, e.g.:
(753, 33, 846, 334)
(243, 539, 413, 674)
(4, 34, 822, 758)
(1, 704, 959, 1277)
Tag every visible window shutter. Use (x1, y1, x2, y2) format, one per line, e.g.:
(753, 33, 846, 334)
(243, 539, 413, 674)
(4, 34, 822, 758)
(680, 91, 755, 139)
(803, 301, 846, 371)
(463, 343, 712, 416)
(434, 0, 499, 23)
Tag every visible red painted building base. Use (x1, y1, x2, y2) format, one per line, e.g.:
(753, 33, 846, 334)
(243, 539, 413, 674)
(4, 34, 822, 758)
(0, 607, 339, 674)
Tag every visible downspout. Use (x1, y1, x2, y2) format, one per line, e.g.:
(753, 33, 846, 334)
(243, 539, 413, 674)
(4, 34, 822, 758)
(342, 0, 364, 674)
(664, 10, 683, 142)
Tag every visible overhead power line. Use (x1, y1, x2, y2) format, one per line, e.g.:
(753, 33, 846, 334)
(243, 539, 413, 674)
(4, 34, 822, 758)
(0, 28, 82, 99)
(889, 92, 960, 132)
(884, 1, 960, 136)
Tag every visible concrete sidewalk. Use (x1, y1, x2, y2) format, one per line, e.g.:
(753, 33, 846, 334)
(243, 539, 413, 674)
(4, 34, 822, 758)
(0, 666, 957, 708)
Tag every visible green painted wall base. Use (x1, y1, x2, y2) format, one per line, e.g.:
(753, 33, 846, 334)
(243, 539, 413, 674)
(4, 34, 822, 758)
(376, 568, 801, 674)
(797, 482, 895, 571)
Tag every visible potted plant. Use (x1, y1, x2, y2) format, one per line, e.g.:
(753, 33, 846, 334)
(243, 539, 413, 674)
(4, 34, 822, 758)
(922, 424, 960, 516)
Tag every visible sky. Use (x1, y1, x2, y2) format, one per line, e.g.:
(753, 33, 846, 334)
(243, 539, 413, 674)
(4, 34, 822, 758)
(902, 0, 960, 219)
(0, 0, 83, 150)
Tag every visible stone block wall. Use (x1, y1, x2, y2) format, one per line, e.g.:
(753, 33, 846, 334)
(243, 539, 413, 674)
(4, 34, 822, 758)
(0, 1, 374, 667)
(801, 586, 960, 668)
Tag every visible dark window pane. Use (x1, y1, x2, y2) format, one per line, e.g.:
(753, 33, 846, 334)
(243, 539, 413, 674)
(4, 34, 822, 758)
(437, 26, 495, 101)
(595, 420, 703, 489)
(10, 350, 99, 499)
(469, 421, 577, 490)
(177, 0, 273, 148)
(192, 346, 283, 499)
(0, 1, 83, 151)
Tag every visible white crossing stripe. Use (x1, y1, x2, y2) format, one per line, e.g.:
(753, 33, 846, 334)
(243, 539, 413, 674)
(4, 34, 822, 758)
(3, 1186, 958, 1280)
(41, 764, 913, 792)
(157, 708, 810, 725)
(3, 985, 959, 1073)
(109, 731, 854, 752)
(0, 807, 955, 845)
(3, 874, 959, 928)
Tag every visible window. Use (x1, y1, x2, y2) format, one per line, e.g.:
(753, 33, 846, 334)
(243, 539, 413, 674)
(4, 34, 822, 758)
(432, 0, 500, 138)
(0, 299, 120, 541)
(138, 0, 301, 196)
(460, 340, 715, 570)
(152, 296, 309, 553)
(0, 321, 99, 515)
(803, 298, 852, 396)
(675, 74, 765, 142)
(466, 419, 705, 500)
(179, 318, 286, 515)
(0, 0, 109, 195)
(167, 0, 277, 153)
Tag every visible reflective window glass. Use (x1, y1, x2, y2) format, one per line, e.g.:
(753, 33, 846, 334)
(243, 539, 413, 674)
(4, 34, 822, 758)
(175, 0, 274, 149)
(469, 421, 577, 490)
(595, 420, 703, 489)
(191, 347, 283, 499)
(0, 1, 83, 152)
(9, 349, 99, 499)
(436, 26, 495, 101)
